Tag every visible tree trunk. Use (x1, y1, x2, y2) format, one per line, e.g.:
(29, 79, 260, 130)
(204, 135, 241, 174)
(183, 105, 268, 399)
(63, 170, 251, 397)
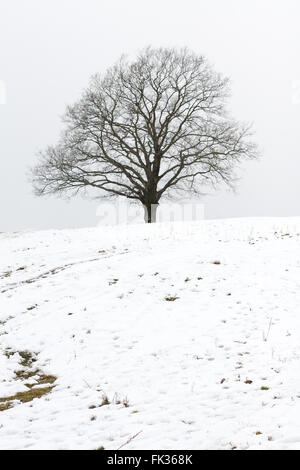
(143, 203, 158, 223)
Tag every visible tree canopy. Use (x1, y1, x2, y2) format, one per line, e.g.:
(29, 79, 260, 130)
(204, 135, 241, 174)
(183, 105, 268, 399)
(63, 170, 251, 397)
(32, 47, 258, 222)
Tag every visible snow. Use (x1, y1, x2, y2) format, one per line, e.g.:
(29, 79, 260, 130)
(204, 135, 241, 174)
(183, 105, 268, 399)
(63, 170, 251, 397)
(0, 217, 300, 450)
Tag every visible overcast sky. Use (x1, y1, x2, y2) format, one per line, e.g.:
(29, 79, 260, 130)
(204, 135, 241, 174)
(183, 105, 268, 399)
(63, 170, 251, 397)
(1, 0, 299, 231)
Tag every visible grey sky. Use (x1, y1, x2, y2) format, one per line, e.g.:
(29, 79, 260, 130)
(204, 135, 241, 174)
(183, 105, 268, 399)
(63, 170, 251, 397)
(1, 0, 299, 231)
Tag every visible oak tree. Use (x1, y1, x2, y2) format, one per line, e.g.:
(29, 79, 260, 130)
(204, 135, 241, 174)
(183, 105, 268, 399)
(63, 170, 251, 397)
(32, 47, 257, 222)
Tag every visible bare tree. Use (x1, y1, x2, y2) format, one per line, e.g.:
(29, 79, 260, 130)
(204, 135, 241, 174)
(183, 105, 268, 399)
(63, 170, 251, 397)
(32, 47, 258, 223)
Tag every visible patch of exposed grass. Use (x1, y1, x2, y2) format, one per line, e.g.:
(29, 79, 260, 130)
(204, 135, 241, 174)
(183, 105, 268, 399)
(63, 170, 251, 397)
(0, 402, 13, 411)
(25, 374, 56, 389)
(1, 349, 57, 412)
(165, 296, 179, 301)
(0, 386, 54, 408)
(4, 349, 15, 359)
(15, 369, 39, 380)
(18, 351, 37, 368)
(36, 374, 56, 386)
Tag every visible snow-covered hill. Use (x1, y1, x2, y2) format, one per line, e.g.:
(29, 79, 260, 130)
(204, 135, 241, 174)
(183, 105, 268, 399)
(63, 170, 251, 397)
(1, 218, 300, 450)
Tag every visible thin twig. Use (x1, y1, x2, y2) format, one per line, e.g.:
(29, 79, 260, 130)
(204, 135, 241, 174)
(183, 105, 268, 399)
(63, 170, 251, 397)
(117, 430, 143, 450)
(263, 317, 273, 342)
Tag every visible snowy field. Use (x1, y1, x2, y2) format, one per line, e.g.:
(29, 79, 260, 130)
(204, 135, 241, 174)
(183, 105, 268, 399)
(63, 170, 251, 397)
(0, 217, 300, 450)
